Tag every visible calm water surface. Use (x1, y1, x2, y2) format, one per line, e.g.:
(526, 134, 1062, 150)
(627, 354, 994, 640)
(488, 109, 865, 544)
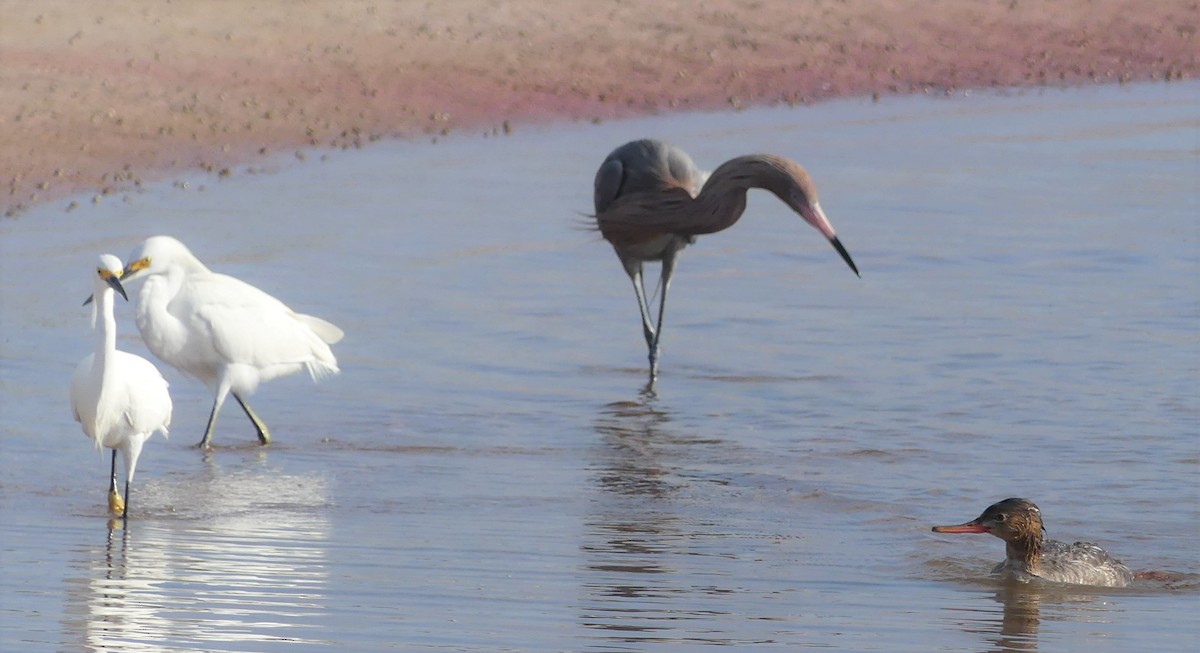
(1, 83, 1198, 652)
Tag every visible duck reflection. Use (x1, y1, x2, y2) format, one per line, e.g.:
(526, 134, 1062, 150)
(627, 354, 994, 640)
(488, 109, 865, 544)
(952, 580, 1134, 653)
(579, 397, 732, 644)
(987, 583, 1042, 652)
(63, 469, 331, 651)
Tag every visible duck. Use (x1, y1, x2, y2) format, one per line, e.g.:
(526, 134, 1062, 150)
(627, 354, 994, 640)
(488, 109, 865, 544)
(932, 497, 1133, 588)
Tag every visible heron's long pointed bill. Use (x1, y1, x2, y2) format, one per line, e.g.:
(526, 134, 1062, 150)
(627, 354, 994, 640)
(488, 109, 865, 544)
(931, 522, 989, 534)
(801, 202, 859, 277)
(829, 236, 859, 278)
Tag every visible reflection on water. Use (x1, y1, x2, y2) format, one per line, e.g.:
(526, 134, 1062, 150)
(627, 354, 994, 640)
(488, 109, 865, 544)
(991, 585, 1042, 652)
(942, 581, 1155, 653)
(582, 397, 690, 643)
(590, 399, 680, 500)
(943, 584, 1045, 653)
(63, 471, 330, 651)
(580, 398, 739, 646)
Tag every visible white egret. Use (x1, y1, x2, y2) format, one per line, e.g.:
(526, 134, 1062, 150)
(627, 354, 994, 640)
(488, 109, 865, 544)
(70, 254, 173, 517)
(121, 236, 343, 448)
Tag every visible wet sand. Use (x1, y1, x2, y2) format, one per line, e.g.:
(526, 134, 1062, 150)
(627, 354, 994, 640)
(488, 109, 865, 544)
(2, 0, 1196, 216)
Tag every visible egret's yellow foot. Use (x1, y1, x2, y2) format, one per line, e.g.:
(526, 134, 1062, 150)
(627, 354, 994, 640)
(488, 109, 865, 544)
(108, 489, 126, 516)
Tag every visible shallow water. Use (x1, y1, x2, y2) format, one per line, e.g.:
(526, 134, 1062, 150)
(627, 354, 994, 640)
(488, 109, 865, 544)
(1, 82, 1198, 652)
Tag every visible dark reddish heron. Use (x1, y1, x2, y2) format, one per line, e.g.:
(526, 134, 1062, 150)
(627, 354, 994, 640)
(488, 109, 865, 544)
(593, 138, 859, 380)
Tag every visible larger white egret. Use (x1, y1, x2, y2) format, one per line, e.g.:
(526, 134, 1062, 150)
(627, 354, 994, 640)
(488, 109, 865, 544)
(70, 254, 173, 517)
(121, 236, 343, 448)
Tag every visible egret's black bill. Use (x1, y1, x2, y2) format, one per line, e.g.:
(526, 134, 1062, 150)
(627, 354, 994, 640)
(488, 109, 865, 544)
(107, 276, 129, 301)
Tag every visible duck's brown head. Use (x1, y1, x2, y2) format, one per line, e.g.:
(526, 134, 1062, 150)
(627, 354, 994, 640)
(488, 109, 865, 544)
(932, 497, 1045, 546)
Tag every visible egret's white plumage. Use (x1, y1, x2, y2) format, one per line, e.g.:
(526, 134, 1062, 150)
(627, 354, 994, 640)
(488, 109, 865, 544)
(70, 254, 172, 517)
(121, 236, 343, 448)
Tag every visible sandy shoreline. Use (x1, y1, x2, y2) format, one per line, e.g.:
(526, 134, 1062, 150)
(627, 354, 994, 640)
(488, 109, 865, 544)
(2, 0, 1196, 216)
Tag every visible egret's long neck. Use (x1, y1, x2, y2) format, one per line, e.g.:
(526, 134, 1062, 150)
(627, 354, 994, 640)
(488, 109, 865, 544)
(176, 251, 211, 275)
(135, 265, 187, 355)
(93, 287, 117, 379)
(142, 264, 186, 313)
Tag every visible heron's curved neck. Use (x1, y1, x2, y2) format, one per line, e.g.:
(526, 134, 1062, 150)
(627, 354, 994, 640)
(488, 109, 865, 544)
(686, 156, 786, 235)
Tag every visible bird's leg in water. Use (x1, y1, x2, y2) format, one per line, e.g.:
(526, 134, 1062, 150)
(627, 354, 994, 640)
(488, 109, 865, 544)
(648, 249, 680, 380)
(107, 450, 125, 516)
(122, 479, 131, 522)
(233, 392, 271, 445)
(628, 264, 657, 350)
(199, 394, 224, 449)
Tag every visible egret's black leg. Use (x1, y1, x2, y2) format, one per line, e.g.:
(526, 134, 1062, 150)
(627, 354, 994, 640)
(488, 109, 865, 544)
(233, 392, 271, 445)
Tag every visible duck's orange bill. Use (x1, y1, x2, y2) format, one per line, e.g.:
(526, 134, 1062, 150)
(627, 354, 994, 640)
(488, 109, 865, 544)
(932, 523, 989, 534)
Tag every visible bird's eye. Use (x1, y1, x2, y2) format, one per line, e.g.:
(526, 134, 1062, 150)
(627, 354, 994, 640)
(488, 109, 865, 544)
(993, 513, 1006, 522)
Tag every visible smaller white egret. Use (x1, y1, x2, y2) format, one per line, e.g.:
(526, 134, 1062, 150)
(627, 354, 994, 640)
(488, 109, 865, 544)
(70, 255, 173, 517)
(121, 236, 344, 448)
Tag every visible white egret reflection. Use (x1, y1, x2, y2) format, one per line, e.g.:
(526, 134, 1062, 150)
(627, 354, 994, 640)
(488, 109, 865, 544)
(65, 471, 331, 651)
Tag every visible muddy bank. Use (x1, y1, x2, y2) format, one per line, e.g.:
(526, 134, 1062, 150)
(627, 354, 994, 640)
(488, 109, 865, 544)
(2, 0, 1196, 216)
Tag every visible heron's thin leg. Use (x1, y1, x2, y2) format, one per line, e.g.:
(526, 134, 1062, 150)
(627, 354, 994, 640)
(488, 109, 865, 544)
(649, 248, 681, 379)
(640, 377, 658, 398)
(627, 263, 657, 350)
(233, 392, 271, 445)
(122, 479, 131, 522)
